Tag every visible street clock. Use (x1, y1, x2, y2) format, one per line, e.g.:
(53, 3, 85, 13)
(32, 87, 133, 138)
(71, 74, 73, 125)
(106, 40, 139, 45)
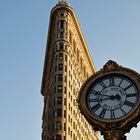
(78, 60, 140, 140)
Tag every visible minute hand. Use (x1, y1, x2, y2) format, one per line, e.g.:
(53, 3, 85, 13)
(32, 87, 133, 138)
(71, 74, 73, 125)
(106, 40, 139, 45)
(100, 94, 121, 101)
(97, 94, 112, 97)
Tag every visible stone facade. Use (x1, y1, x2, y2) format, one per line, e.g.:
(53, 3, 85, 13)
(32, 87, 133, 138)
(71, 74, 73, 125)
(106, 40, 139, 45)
(41, 1, 99, 140)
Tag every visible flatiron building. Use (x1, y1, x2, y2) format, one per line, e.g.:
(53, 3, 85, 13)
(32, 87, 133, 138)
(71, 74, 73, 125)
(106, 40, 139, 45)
(41, 1, 99, 140)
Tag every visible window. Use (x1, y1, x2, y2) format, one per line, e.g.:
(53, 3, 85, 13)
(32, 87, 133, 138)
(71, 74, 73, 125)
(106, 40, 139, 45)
(70, 130, 72, 137)
(69, 30, 72, 43)
(57, 20, 65, 30)
(59, 53, 63, 60)
(64, 98, 66, 105)
(58, 64, 63, 71)
(73, 40, 76, 52)
(57, 97, 62, 104)
(73, 121, 75, 129)
(77, 49, 79, 61)
(64, 87, 67, 94)
(60, 13, 64, 16)
(54, 87, 56, 94)
(58, 74, 63, 81)
(73, 110, 75, 117)
(60, 20, 64, 29)
(68, 127, 70, 135)
(64, 110, 66, 118)
(68, 103, 70, 110)
(84, 65, 86, 76)
(59, 43, 64, 50)
(65, 55, 67, 61)
(55, 135, 61, 140)
(65, 65, 67, 72)
(73, 99, 76, 106)
(57, 109, 62, 117)
(65, 45, 67, 51)
(58, 85, 62, 93)
(80, 57, 83, 68)
(56, 121, 61, 130)
(64, 123, 66, 131)
(68, 115, 70, 122)
(60, 32, 64, 38)
(64, 76, 67, 82)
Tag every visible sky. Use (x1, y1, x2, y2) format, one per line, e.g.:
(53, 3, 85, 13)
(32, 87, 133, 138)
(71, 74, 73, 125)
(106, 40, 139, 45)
(0, 0, 140, 140)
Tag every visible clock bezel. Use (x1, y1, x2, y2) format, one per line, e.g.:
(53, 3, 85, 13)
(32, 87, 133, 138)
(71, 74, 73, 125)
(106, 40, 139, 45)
(78, 61, 140, 133)
(86, 72, 139, 122)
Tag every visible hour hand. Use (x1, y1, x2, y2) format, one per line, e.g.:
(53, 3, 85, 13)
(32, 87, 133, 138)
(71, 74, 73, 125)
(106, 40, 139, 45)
(110, 94, 121, 100)
(88, 98, 109, 102)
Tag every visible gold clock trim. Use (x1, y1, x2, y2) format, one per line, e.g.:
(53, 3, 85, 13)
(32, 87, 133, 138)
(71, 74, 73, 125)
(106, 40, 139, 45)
(78, 60, 140, 134)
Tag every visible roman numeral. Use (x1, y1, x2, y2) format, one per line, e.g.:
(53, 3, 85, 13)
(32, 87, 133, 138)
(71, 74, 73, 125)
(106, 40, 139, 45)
(120, 108, 126, 115)
(124, 84, 133, 91)
(110, 110, 115, 119)
(126, 93, 137, 98)
(124, 101, 135, 107)
(91, 103, 101, 112)
(109, 77, 115, 86)
(118, 78, 123, 87)
(100, 82, 106, 89)
(99, 108, 106, 118)
(89, 90, 100, 95)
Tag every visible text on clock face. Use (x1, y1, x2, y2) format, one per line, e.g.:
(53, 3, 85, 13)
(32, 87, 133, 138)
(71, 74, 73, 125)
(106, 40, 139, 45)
(87, 74, 138, 120)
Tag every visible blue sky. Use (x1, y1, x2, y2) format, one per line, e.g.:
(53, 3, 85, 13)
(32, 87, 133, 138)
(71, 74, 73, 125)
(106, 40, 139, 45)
(0, 0, 140, 140)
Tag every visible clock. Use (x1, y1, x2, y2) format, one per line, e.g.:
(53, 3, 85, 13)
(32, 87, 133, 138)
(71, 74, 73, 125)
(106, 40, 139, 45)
(78, 60, 140, 137)
(87, 73, 138, 121)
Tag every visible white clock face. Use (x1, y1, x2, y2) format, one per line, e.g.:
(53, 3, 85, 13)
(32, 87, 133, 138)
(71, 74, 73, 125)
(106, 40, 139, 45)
(87, 73, 139, 121)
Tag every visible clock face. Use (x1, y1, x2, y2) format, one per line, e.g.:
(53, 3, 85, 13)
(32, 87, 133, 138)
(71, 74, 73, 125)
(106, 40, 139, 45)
(87, 73, 139, 121)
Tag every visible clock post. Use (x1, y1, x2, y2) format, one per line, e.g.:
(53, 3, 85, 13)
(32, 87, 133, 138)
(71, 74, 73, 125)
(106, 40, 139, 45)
(103, 130, 127, 140)
(78, 60, 140, 140)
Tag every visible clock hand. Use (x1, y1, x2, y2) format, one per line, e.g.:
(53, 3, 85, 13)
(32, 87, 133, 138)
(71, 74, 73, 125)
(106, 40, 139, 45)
(100, 97, 111, 102)
(101, 97, 110, 100)
(110, 94, 121, 100)
(96, 94, 112, 97)
(100, 94, 121, 102)
(116, 94, 121, 100)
